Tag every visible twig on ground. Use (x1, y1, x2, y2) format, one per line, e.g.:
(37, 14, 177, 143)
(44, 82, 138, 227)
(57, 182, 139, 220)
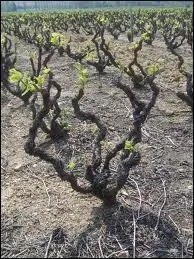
(14, 249, 28, 257)
(181, 242, 184, 258)
(124, 104, 131, 118)
(142, 127, 150, 138)
(107, 248, 129, 258)
(152, 194, 164, 207)
(56, 244, 64, 258)
(130, 195, 152, 206)
(151, 150, 165, 162)
(2, 133, 7, 139)
(135, 212, 152, 221)
(42, 179, 51, 207)
(145, 249, 157, 257)
(86, 242, 95, 258)
(166, 136, 178, 147)
(132, 210, 136, 258)
(98, 235, 104, 258)
(1, 165, 7, 172)
(168, 215, 181, 234)
(120, 195, 130, 207)
(185, 238, 192, 256)
(128, 178, 142, 219)
(115, 236, 123, 250)
(45, 233, 53, 258)
(155, 179, 167, 231)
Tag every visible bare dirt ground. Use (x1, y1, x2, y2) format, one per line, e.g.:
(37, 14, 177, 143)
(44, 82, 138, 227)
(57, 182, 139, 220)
(1, 32, 193, 258)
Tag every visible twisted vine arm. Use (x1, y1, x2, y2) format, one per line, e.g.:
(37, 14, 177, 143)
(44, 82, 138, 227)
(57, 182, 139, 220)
(72, 87, 107, 173)
(169, 43, 193, 109)
(100, 32, 146, 85)
(101, 75, 159, 200)
(24, 81, 92, 194)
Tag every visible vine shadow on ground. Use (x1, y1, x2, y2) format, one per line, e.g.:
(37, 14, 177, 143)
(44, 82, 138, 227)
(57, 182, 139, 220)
(1, 201, 191, 258)
(69, 202, 188, 258)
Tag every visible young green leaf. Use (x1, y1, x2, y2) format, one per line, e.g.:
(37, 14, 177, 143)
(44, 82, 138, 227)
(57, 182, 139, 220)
(147, 63, 160, 76)
(1, 35, 6, 45)
(75, 62, 88, 88)
(36, 34, 44, 44)
(141, 32, 151, 41)
(50, 32, 65, 47)
(89, 125, 99, 134)
(43, 67, 50, 75)
(85, 51, 96, 61)
(124, 140, 136, 152)
(35, 75, 45, 88)
(67, 161, 76, 170)
(9, 68, 23, 83)
(128, 41, 139, 51)
(75, 62, 82, 71)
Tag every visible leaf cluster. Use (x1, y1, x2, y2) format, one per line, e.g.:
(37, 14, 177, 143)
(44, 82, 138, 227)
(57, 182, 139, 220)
(75, 62, 89, 88)
(9, 67, 50, 95)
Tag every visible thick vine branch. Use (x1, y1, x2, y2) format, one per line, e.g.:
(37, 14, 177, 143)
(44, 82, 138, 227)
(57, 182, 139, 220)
(168, 43, 193, 109)
(24, 81, 92, 194)
(72, 87, 107, 175)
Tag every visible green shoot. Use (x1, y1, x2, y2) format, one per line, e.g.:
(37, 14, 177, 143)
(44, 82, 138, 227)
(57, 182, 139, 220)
(147, 63, 160, 76)
(75, 62, 88, 88)
(85, 51, 96, 61)
(36, 34, 45, 44)
(9, 68, 23, 83)
(117, 59, 125, 72)
(50, 32, 65, 48)
(128, 41, 139, 51)
(141, 32, 151, 41)
(67, 161, 76, 170)
(1, 34, 6, 46)
(8, 67, 50, 95)
(97, 15, 109, 24)
(89, 125, 99, 134)
(124, 140, 136, 152)
(24, 50, 36, 59)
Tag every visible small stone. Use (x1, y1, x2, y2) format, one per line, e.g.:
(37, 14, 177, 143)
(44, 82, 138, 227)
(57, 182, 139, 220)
(22, 134, 28, 138)
(117, 251, 129, 258)
(14, 164, 23, 171)
(166, 110, 174, 116)
(109, 126, 115, 131)
(180, 160, 189, 166)
(120, 190, 129, 197)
